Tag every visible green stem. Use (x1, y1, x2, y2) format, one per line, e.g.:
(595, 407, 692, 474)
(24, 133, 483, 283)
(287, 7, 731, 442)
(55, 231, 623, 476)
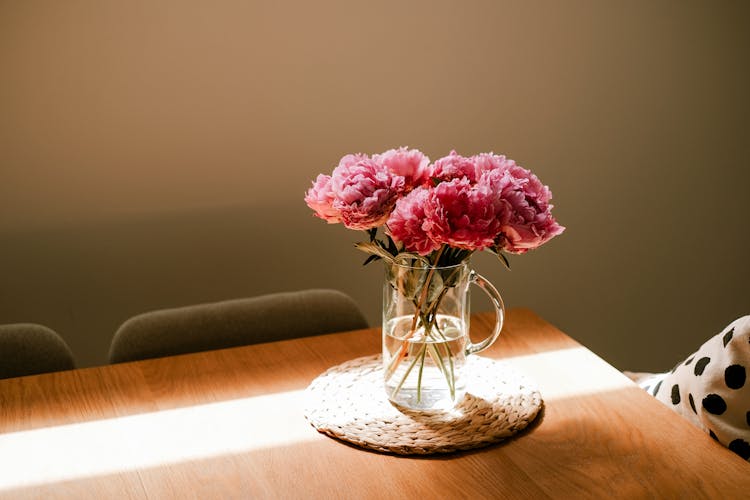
(415, 340, 428, 402)
(430, 321, 456, 397)
(407, 246, 446, 337)
(389, 342, 427, 400)
(430, 321, 457, 396)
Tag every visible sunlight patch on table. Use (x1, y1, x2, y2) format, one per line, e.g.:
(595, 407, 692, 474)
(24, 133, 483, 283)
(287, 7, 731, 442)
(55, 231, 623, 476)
(504, 346, 634, 400)
(0, 389, 317, 491)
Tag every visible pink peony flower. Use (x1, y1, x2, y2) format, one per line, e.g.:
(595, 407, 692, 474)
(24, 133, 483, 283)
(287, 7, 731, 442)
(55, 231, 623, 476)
(472, 152, 516, 177)
(386, 187, 440, 256)
(374, 147, 431, 190)
(481, 164, 565, 254)
(429, 151, 478, 183)
(330, 154, 405, 230)
(422, 177, 503, 251)
(336, 153, 369, 170)
(304, 174, 342, 223)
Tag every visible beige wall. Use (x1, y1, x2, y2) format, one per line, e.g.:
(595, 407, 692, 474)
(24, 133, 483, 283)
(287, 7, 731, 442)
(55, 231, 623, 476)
(1, 0, 748, 370)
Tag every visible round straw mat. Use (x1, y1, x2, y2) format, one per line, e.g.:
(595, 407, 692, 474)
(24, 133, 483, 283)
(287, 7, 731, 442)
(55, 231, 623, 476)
(303, 354, 542, 455)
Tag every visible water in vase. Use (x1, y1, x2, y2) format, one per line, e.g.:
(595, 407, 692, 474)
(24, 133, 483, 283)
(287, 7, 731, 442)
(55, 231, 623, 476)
(383, 314, 467, 410)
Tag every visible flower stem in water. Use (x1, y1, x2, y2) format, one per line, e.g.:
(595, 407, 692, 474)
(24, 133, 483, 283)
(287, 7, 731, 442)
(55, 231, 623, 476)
(389, 342, 427, 400)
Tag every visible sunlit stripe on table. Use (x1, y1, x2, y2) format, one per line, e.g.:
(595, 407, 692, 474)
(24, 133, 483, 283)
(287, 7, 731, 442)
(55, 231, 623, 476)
(0, 346, 633, 492)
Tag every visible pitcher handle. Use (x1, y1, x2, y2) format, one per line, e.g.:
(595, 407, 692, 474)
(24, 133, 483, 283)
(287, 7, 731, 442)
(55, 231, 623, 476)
(465, 271, 505, 356)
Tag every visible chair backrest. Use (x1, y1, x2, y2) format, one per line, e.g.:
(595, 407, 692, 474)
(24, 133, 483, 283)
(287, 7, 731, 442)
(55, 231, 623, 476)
(0, 323, 76, 379)
(108, 289, 369, 364)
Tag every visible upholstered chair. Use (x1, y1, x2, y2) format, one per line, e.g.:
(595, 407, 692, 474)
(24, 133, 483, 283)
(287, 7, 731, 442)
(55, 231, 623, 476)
(0, 323, 76, 379)
(108, 289, 369, 364)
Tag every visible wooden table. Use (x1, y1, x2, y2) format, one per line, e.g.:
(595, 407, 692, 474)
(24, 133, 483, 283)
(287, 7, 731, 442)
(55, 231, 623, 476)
(0, 308, 747, 498)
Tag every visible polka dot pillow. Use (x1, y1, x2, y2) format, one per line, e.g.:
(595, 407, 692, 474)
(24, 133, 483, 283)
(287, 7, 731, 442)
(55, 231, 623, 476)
(637, 315, 750, 462)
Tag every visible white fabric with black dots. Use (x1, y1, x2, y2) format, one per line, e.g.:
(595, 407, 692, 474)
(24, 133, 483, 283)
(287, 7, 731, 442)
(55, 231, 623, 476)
(638, 315, 750, 462)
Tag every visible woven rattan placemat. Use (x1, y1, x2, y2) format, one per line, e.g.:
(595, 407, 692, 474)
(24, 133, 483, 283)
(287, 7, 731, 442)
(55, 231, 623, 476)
(303, 355, 542, 455)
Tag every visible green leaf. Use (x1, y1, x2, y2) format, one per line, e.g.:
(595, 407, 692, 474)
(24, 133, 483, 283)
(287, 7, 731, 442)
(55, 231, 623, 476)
(425, 269, 444, 303)
(354, 241, 396, 263)
(496, 249, 511, 270)
(383, 254, 428, 300)
(386, 235, 399, 255)
(362, 254, 381, 266)
(393, 252, 431, 267)
(436, 263, 467, 289)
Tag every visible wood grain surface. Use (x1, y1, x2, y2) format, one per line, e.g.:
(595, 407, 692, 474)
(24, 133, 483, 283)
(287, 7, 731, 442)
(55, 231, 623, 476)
(0, 308, 747, 499)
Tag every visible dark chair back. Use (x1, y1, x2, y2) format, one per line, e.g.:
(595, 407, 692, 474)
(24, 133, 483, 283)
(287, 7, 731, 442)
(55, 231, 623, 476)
(0, 323, 76, 379)
(108, 289, 368, 363)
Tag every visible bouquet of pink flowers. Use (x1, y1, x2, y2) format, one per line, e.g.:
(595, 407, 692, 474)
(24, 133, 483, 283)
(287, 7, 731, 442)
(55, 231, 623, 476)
(306, 147, 564, 408)
(305, 147, 564, 268)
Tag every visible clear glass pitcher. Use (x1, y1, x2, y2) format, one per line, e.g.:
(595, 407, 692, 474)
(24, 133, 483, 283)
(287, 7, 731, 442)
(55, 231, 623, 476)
(382, 259, 505, 410)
